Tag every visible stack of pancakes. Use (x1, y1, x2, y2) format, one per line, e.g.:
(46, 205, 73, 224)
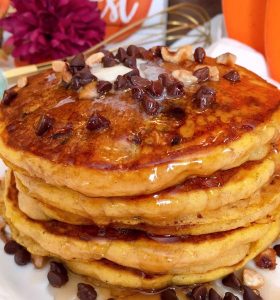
(1, 46, 280, 290)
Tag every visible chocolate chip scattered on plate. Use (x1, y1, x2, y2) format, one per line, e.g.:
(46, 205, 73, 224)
(191, 285, 207, 300)
(223, 292, 239, 300)
(209, 288, 222, 300)
(160, 288, 178, 300)
(273, 244, 280, 257)
(222, 273, 242, 290)
(77, 283, 98, 300)
(243, 286, 263, 300)
(47, 261, 69, 288)
(14, 248, 31, 266)
(4, 240, 22, 255)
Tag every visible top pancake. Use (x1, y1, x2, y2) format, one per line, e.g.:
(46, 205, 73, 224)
(1, 46, 280, 196)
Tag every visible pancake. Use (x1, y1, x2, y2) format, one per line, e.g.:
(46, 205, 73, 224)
(1, 47, 280, 196)
(15, 179, 280, 235)
(14, 151, 278, 227)
(7, 217, 280, 290)
(4, 170, 280, 275)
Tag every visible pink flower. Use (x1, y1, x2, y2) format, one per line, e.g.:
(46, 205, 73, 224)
(0, 0, 105, 63)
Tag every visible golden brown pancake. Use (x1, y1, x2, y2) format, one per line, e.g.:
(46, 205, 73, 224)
(14, 152, 278, 228)
(4, 170, 280, 275)
(15, 181, 280, 236)
(6, 202, 280, 290)
(0, 49, 280, 196)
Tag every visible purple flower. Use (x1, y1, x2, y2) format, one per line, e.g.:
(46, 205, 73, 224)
(0, 0, 105, 63)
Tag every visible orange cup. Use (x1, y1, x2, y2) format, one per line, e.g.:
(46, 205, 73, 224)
(222, 0, 266, 54)
(98, 0, 152, 42)
(265, 0, 280, 82)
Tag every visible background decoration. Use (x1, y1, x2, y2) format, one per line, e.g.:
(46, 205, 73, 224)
(0, 0, 105, 64)
(0, 2, 211, 89)
(97, 0, 153, 42)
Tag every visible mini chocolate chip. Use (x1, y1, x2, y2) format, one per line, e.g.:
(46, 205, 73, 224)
(209, 288, 222, 300)
(50, 261, 67, 273)
(139, 48, 154, 60)
(160, 289, 178, 300)
(256, 255, 275, 269)
(223, 292, 239, 300)
(70, 53, 85, 67)
(102, 56, 118, 68)
(48, 261, 69, 288)
(69, 53, 85, 73)
(101, 49, 114, 58)
(191, 285, 207, 300)
(141, 95, 160, 115)
(124, 68, 140, 79)
(52, 124, 72, 140)
(151, 46, 163, 58)
(149, 80, 164, 97)
(2, 90, 18, 106)
(130, 76, 151, 88)
(4, 240, 22, 255)
(114, 75, 129, 90)
(273, 244, 280, 257)
(86, 113, 110, 131)
(124, 56, 137, 68)
(194, 86, 216, 110)
(243, 286, 263, 300)
(36, 115, 53, 136)
(158, 73, 174, 87)
(166, 81, 185, 98)
(69, 76, 81, 90)
(14, 248, 31, 266)
(167, 107, 186, 121)
(127, 45, 140, 58)
(72, 66, 96, 89)
(194, 47, 206, 63)
(48, 271, 68, 288)
(222, 273, 242, 290)
(193, 67, 209, 82)
(77, 283, 97, 300)
(254, 248, 276, 270)
(131, 87, 145, 101)
(115, 47, 128, 62)
(171, 135, 182, 146)
(223, 70, 240, 82)
(97, 80, 112, 94)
